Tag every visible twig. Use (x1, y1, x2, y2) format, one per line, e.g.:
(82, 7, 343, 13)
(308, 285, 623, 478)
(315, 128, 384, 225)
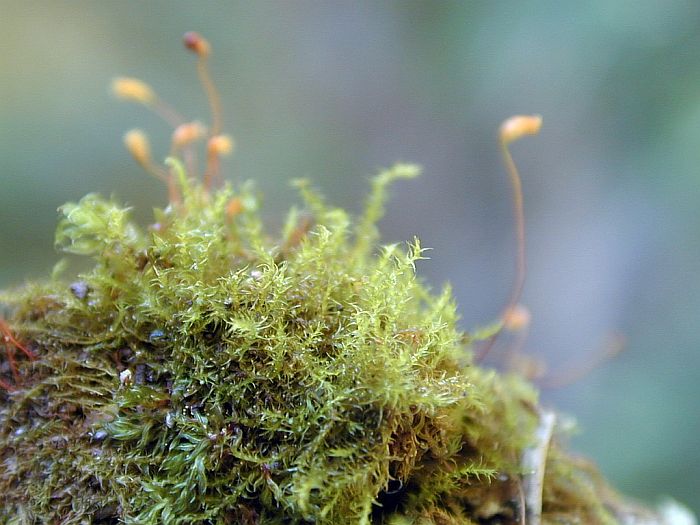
(521, 409, 556, 525)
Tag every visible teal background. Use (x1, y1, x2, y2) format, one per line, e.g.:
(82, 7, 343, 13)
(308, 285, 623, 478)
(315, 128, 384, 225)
(1, 1, 698, 512)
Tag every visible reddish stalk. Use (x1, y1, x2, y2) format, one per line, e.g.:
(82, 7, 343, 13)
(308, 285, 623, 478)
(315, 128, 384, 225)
(476, 115, 542, 362)
(539, 333, 626, 389)
(0, 318, 35, 391)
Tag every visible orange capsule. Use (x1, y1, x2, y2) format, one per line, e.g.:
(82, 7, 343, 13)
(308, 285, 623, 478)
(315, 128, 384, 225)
(499, 115, 542, 145)
(226, 197, 244, 219)
(208, 135, 235, 157)
(503, 304, 531, 332)
(183, 31, 211, 57)
(172, 121, 206, 148)
(123, 129, 152, 167)
(111, 77, 155, 105)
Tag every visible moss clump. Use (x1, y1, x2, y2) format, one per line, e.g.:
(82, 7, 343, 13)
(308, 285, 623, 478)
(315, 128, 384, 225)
(0, 168, 633, 524)
(0, 32, 679, 525)
(0, 163, 533, 523)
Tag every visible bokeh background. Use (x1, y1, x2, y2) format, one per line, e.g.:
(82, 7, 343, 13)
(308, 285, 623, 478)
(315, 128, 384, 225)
(1, 0, 698, 513)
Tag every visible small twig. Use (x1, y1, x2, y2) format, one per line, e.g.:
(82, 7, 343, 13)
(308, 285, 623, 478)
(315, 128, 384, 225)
(521, 409, 556, 525)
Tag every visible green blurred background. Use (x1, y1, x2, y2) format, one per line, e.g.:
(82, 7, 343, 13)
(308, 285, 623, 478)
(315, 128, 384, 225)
(1, 0, 698, 512)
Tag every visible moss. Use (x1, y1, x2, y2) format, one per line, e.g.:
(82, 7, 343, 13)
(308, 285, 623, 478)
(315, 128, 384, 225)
(0, 32, 673, 525)
(0, 165, 535, 524)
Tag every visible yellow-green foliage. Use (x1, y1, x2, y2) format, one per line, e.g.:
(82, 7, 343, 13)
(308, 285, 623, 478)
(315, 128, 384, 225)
(0, 163, 624, 524)
(0, 163, 542, 524)
(0, 34, 626, 525)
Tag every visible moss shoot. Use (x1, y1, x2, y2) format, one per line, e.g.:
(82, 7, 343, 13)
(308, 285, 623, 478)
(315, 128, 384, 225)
(0, 33, 690, 525)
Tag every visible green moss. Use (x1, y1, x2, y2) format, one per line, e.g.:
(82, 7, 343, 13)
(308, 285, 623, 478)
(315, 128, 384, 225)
(0, 35, 659, 525)
(0, 166, 622, 524)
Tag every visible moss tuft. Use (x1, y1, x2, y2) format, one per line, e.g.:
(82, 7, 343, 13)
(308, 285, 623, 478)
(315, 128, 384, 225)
(0, 166, 630, 524)
(0, 32, 676, 525)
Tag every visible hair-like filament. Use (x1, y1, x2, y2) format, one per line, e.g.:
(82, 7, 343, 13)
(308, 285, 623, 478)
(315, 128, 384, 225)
(477, 115, 542, 361)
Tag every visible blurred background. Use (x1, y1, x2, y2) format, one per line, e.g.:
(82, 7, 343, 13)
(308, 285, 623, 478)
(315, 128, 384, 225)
(1, 0, 698, 512)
